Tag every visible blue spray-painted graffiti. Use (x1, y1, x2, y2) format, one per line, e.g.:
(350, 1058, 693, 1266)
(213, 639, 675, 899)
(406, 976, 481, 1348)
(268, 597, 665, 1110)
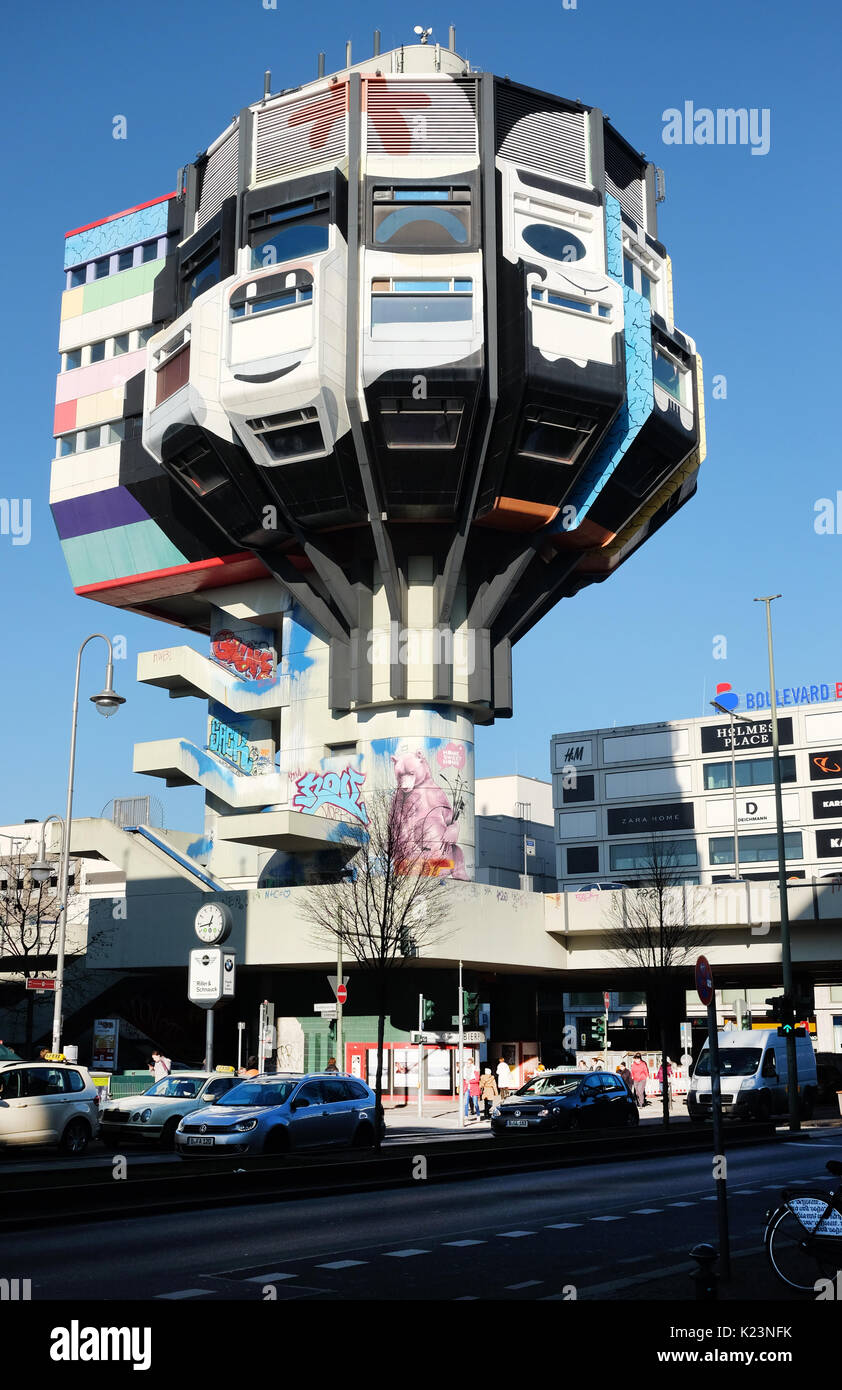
(293, 767, 369, 824)
(208, 717, 253, 773)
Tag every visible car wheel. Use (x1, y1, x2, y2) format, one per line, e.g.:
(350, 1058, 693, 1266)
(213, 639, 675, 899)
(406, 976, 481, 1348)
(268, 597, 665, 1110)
(351, 1121, 376, 1149)
(61, 1119, 90, 1156)
(263, 1127, 289, 1156)
(160, 1117, 181, 1149)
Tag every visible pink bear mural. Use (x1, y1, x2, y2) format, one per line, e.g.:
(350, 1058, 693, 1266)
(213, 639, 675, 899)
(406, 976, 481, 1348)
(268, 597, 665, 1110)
(391, 750, 468, 880)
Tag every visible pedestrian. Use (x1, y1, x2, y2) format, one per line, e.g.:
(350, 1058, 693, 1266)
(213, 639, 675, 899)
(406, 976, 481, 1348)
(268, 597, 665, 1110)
(630, 1052, 649, 1107)
(149, 1049, 172, 1082)
(577, 1058, 588, 1069)
(496, 1056, 513, 1100)
(324, 1056, 339, 1073)
(479, 1068, 499, 1119)
(589, 1056, 604, 1072)
(468, 1066, 481, 1119)
(656, 1057, 673, 1105)
(238, 1055, 259, 1077)
(618, 1061, 633, 1092)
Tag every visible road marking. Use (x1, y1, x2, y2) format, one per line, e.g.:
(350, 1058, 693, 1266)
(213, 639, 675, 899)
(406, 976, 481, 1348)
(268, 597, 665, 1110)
(734, 1189, 759, 1195)
(496, 1230, 534, 1238)
(244, 1272, 298, 1282)
(317, 1260, 367, 1270)
(506, 1280, 543, 1290)
(545, 1222, 582, 1230)
(443, 1239, 486, 1247)
(630, 1208, 663, 1214)
(384, 1248, 429, 1258)
(667, 1202, 696, 1208)
(591, 1215, 624, 1222)
(156, 1289, 210, 1300)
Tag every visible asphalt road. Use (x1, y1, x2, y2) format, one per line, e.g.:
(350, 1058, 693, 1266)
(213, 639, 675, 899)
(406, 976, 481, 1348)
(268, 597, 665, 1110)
(3, 1131, 841, 1302)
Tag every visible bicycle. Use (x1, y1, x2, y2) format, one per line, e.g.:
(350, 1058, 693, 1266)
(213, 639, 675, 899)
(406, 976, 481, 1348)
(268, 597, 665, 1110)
(764, 1159, 842, 1292)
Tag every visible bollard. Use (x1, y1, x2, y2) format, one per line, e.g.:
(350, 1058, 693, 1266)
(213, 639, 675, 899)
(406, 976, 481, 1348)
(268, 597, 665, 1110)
(689, 1242, 719, 1300)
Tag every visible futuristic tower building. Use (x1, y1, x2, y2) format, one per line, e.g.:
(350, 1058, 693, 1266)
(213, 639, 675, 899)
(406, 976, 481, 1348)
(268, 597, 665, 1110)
(52, 37, 704, 886)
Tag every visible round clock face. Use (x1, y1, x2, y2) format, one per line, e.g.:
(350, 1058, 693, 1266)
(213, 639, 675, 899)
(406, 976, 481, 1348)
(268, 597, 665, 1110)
(194, 903, 228, 944)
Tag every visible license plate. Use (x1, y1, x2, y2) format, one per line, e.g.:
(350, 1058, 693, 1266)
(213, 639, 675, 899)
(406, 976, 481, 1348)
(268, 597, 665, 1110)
(506, 1119, 528, 1128)
(187, 1136, 214, 1146)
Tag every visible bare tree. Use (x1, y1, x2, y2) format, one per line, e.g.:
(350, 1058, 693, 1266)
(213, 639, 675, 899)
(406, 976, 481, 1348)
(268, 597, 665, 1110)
(300, 788, 453, 1145)
(605, 838, 711, 1126)
(0, 849, 110, 1054)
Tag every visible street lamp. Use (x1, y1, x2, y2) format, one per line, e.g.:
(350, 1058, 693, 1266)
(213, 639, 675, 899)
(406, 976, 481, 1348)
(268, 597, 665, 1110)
(754, 595, 800, 1133)
(52, 636, 125, 1055)
(30, 814, 65, 886)
(709, 701, 756, 882)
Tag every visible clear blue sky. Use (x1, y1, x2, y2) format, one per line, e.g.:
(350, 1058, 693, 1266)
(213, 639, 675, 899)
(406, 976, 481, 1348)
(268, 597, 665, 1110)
(1, 0, 839, 828)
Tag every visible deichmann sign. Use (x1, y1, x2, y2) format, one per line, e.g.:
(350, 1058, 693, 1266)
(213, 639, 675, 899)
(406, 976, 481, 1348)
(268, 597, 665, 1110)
(706, 792, 800, 829)
(816, 829, 842, 858)
(809, 751, 842, 781)
(813, 789, 842, 818)
(607, 802, 694, 835)
(701, 717, 793, 753)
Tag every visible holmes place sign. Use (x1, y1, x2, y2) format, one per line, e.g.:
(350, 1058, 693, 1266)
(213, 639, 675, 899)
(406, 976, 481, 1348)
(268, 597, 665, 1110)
(700, 717, 793, 754)
(607, 802, 695, 835)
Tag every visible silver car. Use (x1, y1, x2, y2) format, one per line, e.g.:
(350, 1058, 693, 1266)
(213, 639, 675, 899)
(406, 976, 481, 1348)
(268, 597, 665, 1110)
(175, 1072, 384, 1157)
(100, 1071, 241, 1148)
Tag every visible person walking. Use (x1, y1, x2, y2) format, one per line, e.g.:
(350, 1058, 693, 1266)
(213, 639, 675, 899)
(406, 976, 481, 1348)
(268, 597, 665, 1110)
(630, 1053, 649, 1107)
(618, 1061, 633, 1092)
(656, 1057, 673, 1105)
(149, 1049, 172, 1082)
(479, 1068, 499, 1119)
(496, 1056, 513, 1100)
(238, 1055, 259, 1077)
(324, 1056, 339, 1073)
(468, 1066, 481, 1120)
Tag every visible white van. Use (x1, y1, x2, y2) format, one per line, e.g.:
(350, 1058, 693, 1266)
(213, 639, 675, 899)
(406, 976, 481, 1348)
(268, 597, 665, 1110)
(0, 1061, 100, 1154)
(687, 1029, 818, 1121)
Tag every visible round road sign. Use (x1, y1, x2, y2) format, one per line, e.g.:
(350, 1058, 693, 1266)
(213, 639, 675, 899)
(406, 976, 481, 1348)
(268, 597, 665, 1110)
(695, 955, 714, 1007)
(337, 984, 348, 1005)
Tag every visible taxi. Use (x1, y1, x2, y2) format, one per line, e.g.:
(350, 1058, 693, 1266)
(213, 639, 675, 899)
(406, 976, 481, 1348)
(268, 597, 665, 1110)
(99, 1067, 240, 1149)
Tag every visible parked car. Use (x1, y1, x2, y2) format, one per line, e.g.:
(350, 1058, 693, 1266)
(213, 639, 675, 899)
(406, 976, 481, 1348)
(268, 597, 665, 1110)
(490, 1069, 638, 1136)
(175, 1072, 384, 1157)
(0, 1060, 100, 1154)
(567, 881, 627, 893)
(687, 1029, 818, 1120)
(99, 1071, 241, 1149)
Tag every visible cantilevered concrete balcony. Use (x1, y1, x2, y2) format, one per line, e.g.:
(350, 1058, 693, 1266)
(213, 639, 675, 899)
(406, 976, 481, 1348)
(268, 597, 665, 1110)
(213, 810, 352, 852)
(137, 646, 287, 718)
(134, 737, 290, 808)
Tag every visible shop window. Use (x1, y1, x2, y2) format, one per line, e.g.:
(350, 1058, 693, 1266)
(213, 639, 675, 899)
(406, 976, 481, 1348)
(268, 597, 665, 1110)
(567, 845, 599, 875)
(379, 398, 464, 449)
(372, 186, 471, 250)
(708, 831, 803, 867)
(703, 754, 796, 791)
(371, 277, 473, 326)
(248, 196, 330, 270)
(518, 406, 596, 465)
(562, 774, 595, 804)
(609, 838, 697, 872)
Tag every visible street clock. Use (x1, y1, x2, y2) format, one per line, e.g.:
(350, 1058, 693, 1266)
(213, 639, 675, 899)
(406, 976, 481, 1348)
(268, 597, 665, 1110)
(194, 901, 232, 945)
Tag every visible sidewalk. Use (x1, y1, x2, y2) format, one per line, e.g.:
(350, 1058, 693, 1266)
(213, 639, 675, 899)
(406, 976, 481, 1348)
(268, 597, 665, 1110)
(383, 1096, 693, 1135)
(595, 1246, 805, 1302)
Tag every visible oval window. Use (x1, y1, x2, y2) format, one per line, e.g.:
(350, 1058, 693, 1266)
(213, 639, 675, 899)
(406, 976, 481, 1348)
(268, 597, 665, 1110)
(522, 224, 586, 263)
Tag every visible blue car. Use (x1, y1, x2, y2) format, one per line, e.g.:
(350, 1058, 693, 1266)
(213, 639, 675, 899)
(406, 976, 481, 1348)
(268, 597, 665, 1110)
(175, 1072, 384, 1157)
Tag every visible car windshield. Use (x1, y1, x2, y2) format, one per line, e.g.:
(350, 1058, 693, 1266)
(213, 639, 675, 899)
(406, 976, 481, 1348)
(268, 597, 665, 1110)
(515, 1076, 581, 1096)
(219, 1080, 300, 1107)
(146, 1077, 205, 1098)
(694, 1048, 761, 1077)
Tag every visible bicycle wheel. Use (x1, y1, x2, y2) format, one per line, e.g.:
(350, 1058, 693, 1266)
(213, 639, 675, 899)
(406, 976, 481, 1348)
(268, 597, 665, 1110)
(765, 1203, 837, 1292)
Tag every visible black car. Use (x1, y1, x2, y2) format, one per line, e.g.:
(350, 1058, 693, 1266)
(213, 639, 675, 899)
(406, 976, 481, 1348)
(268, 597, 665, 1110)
(490, 1070, 639, 1137)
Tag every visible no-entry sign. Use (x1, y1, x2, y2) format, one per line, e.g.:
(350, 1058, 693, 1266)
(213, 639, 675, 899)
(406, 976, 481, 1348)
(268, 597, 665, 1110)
(337, 984, 348, 1005)
(695, 955, 714, 1007)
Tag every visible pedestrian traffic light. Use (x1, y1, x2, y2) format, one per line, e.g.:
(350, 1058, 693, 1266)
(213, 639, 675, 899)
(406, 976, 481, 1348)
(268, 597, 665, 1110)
(422, 998, 435, 1023)
(462, 990, 480, 1025)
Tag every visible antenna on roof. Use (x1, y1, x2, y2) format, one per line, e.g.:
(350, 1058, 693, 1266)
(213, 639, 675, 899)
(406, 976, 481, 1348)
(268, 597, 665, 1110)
(414, 25, 433, 44)
(346, 39, 352, 66)
(317, 51, 325, 78)
(449, 24, 456, 50)
(373, 29, 381, 56)
(263, 70, 271, 100)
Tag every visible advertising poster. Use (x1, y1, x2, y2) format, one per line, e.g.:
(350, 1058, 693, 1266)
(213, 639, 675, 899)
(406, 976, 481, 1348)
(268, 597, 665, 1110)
(367, 1048, 390, 1092)
(393, 1047, 419, 1089)
(427, 1047, 451, 1092)
(92, 1019, 119, 1071)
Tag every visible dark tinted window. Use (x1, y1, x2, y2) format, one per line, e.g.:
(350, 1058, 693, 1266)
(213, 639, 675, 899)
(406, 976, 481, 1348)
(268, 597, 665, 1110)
(203, 1077, 237, 1099)
(248, 197, 330, 270)
(67, 1069, 86, 1093)
(295, 1082, 325, 1105)
(562, 774, 595, 804)
(93, 257, 110, 280)
(522, 223, 585, 262)
(373, 188, 471, 250)
(0, 1070, 21, 1099)
(322, 1079, 351, 1104)
(567, 846, 599, 875)
(346, 1080, 370, 1100)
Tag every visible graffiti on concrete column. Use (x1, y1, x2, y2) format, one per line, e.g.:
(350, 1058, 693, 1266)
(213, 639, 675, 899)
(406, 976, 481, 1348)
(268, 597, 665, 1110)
(293, 767, 369, 824)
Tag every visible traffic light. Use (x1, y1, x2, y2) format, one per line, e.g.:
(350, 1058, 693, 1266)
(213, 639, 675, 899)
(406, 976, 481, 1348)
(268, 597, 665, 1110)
(766, 994, 796, 1035)
(592, 1016, 606, 1043)
(399, 926, 418, 957)
(422, 998, 435, 1023)
(462, 990, 480, 1025)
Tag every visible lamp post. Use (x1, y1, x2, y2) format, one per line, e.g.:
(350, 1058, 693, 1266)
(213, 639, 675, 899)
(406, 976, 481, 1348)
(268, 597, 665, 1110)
(51, 636, 125, 1055)
(754, 595, 800, 1133)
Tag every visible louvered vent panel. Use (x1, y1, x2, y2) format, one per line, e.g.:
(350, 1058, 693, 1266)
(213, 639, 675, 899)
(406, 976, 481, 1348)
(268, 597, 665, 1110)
(255, 87, 347, 182)
(196, 126, 239, 229)
(495, 87, 587, 182)
(605, 133, 646, 228)
(366, 79, 478, 156)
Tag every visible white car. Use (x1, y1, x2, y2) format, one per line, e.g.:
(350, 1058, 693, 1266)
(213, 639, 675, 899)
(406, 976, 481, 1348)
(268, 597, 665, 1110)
(99, 1071, 241, 1149)
(0, 1060, 100, 1154)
